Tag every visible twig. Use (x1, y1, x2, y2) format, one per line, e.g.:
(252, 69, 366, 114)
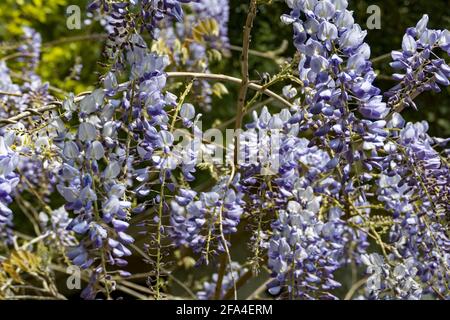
(167, 72, 293, 109)
(44, 34, 108, 47)
(129, 243, 197, 299)
(0, 52, 38, 62)
(0, 104, 61, 127)
(19, 232, 51, 250)
(49, 263, 149, 300)
(344, 277, 368, 300)
(371, 52, 393, 64)
(0, 90, 22, 97)
(228, 40, 288, 62)
(235, 0, 258, 133)
(246, 277, 272, 300)
(222, 268, 253, 300)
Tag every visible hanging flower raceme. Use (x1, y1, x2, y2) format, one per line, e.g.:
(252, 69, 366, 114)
(279, 0, 390, 216)
(362, 253, 423, 300)
(238, 104, 370, 280)
(281, 0, 388, 120)
(0, 134, 19, 242)
(55, 85, 134, 298)
(88, 0, 194, 57)
(18, 26, 42, 74)
(375, 113, 450, 299)
(170, 175, 244, 260)
(386, 15, 450, 111)
(267, 187, 345, 299)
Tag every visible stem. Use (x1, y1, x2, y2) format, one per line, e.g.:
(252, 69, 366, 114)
(154, 170, 166, 300)
(214, 254, 228, 300)
(370, 52, 393, 64)
(91, 169, 111, 300)
(235, 0, 258, 133)
(0, 90, 22, 97)
(344, 277, 368, 300)
(228, 39, 288, 62)
(129, 243, 197, 299)
(170, 80, 194, 131)
(0, 72, 293, 128)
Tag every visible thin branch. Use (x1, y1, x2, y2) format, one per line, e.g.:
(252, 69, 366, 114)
(0, 52, 38, 62)
(344, 277, 368, 300)
(0, 103, 61, 127)
(0, 90, 22, 97)
(49, 263, 149, 300)
(42, 32, 288, 63)
(371, 52, 393, 64)
(129, 243, 197, 299)
(228, 39, 288, 62)
(222, 268, 253, 300)
(214, 254, 228, 300)
(235, 0, 258, 133)
(167, 72, 293, 109)
(44, 34, 108, 47)
(246, 277, 272, 300)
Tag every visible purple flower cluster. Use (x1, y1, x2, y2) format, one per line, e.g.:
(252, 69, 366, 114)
(18, 27, 42, 74)
(0, 135, 19, 242)
(279, 0, 390, 201)
(386, 15, 450, 110)
(282, 0, 388, 120)
(89, 0, 194, 58)
(56, 87, 134, 298)
(170, 176, 243, 257)
(0, 27, 58, 245)
(362, 253, 423, 300)
(376, 113, 450, 298)
(268, 188, 346, 299)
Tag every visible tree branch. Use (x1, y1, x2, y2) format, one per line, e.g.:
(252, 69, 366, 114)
(0, 71, 293, 128)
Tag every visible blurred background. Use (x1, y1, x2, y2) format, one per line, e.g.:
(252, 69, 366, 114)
(0, 0, 449, 299)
